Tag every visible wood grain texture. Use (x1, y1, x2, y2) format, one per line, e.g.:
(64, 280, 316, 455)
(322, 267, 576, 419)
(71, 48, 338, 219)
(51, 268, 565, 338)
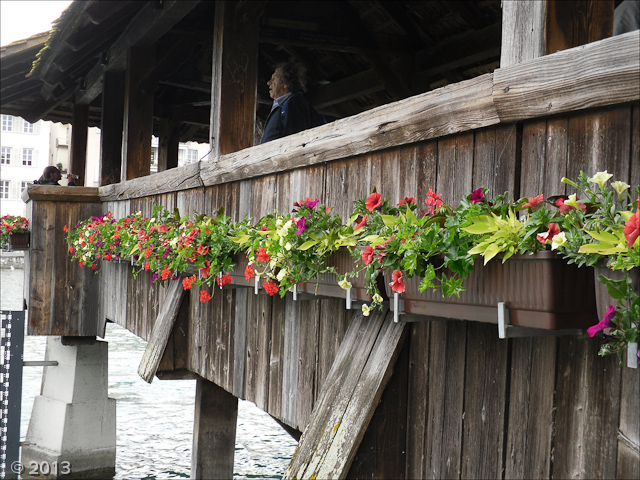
(504, 338, 556, 479)
(286, 310, 407, 480)
(138, 280, 185, 383)
(616, 364, 639, 479)
(494, 31, 640, 123)
(500, 0, 546, 67)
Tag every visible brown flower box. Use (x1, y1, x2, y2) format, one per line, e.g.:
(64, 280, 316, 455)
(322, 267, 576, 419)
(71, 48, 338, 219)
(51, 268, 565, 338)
(299, 248, 373, 301)
(9, 232, 30, 250)
(385, 251, 598, 330)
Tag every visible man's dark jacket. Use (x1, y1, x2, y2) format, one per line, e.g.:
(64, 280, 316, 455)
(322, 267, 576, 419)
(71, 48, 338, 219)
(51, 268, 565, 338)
(260, 92, 325, 144)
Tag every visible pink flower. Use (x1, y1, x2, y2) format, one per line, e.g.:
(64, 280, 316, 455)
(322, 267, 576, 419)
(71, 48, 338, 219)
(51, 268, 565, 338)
(470, 188, 484, 204)
(397, 197, 416, 207)
(587, 306, 616, 337)
(523, 194, 544, 209)
(296, 217, 306, 236)
(389, 270, 405, 294)
(536, 223, 561, 245)
(624, 210, 639, 248)
(365, 192, 382, 211)
(354, 214, 368, 231)
(298, 198, 319, 209)
(361, 246, 374, 265)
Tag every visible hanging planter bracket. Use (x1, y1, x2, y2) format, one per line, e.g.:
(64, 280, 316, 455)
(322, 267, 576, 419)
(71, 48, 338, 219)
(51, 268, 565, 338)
(497, 302, 584, 339)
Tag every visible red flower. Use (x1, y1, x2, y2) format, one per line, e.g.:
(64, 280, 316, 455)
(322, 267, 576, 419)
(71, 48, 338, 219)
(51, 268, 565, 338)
(244, 264, 254, 281)
(216, 273, 232, 287)
(470, 188, 484, 204)
(200, 260, 211, 279)
(361, 245, 374, 265)
(556, 198, 587, 214)
(144, 248, 151, 258)
(354, 214, 368, 231)
(536, 223, 561, 245)
(69, 246, 74, 253)
(89, 235, 95, 243)
(144, 262, 150, 271)
(523, 194, 544, 209)
(200, 290, 212, 303)
(263, 279, 279, 296)
(624, 210, 639, 248)
(365, 192, 382, 211)
(374, 244, 387, 263)
(425, 188, 444, 214)
(397, 197, 416, 207)
(197, 245, 209, 255)
(183, 276, 196, 290)
(63, 225, 68, 232)
(389, 270, 405, 294)
(104, 253, 112, 261)
(161, 265, 172, 280)
(91, 263, 97, 270)
(256, 246, 269, 263)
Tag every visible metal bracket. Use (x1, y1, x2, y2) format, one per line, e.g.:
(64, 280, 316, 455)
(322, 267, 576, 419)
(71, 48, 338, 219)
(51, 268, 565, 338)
(391, 293, 423, 323)
(627, 342, 638, 369)
(497, 302, 584, 339)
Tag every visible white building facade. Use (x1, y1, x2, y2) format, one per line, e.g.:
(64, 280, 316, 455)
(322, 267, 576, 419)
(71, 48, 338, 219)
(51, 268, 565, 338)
(0, 115, 50, 217)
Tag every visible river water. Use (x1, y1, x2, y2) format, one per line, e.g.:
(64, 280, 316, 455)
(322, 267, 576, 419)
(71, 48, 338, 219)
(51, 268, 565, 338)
(0, 268, 296, 479)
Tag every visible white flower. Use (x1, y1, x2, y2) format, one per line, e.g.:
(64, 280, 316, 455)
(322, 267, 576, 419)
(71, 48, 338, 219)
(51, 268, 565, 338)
(588, 171, 613, 189)
(564, 194, 579, 208)
(338, 278, 352, 290)
(372, 293, 383, 303)
(611, 181, 630, 196)
(277, 269, 287, 281)
(362, 304, 371, 316)
(551, 232, 567, 250)
(284, 242, 292, 251)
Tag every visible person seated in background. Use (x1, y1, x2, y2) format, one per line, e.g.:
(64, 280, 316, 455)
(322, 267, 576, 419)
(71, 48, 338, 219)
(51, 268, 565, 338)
(35, 166, 62, 185)
(260, 59, 326, 144)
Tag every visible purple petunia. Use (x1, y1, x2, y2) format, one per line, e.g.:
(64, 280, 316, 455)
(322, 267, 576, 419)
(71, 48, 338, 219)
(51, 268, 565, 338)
(587, 306, 616, 337)
(296, 217, 306, 236)
(470, 188, 484, 204)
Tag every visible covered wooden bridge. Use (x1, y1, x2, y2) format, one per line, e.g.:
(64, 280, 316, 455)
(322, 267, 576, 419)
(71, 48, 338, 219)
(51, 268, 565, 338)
(3, 1, 639, 478)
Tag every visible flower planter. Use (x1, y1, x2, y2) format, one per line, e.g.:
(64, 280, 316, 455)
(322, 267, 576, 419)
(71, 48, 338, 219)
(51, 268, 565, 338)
(9, 232, 30, 250)
(385, 251, 598, 330)
(299, 248, 373, 301)
(593, 267, 639, 322)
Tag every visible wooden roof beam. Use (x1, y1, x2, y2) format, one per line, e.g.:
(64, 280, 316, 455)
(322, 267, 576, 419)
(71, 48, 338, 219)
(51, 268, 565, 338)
(377, 0, 434, 49)
(306, 69, 384, 109)
(74, 0, 201, 106)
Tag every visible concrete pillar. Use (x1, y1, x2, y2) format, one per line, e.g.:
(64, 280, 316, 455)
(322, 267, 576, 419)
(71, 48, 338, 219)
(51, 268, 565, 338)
(191, 378, 238, 479)
(21, 337, 116, 479)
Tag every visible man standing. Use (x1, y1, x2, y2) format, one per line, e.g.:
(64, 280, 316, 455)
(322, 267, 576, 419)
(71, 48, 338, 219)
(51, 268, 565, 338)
(35, 166, 62, 185)
(260, 60, 325, 144)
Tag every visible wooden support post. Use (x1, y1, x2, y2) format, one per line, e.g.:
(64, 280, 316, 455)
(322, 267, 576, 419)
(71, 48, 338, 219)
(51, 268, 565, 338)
(210, 1, 262, 158)
(157, 115, 180, 171)
(122, 46, 155, 181)
(69, 102, 88, 186)
(191, 378, 238, 480)
(501, 0, 614, 67)
(545, 0, 614, 54)
(99, 71, 125, 186)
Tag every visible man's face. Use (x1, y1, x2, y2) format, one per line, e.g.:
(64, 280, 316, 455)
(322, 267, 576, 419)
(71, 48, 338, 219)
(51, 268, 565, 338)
(267, 68, 289, 99)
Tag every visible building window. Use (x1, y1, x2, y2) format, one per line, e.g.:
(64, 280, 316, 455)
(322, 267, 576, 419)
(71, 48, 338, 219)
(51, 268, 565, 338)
(0, 181, 9, 199)
(187, 149, 198, 163)
(21, 181, 30, 196)
(22, 148, 33, 166)
(1, 147, 11, 164)
(1, 115, 13, 132)
(23, 120, 34, 133)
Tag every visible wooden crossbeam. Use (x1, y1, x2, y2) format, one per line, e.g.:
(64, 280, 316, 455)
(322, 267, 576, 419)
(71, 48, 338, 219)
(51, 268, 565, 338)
(285, 309, 407, 479)
(137, 279, 186, 383)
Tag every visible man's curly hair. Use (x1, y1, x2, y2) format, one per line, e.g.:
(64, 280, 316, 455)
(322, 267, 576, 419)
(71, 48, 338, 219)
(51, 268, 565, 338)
(275, 60, 308, 93)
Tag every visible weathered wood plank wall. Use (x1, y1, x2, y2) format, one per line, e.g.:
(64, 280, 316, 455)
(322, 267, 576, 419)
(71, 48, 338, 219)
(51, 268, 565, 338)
(96, 101, 639, 478)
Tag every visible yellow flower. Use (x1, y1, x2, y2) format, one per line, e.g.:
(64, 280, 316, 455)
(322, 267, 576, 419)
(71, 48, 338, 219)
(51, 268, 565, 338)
(564, 194, 579, 208)
(362, 304, 371, 316)
(372, 293, 383, 303)
(551, 232, 567, 250)
(276, 269, 287, 281)
(588, 171, 613, 189)
(611, 181, 630, 196)
(338, 278, 352, 290)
